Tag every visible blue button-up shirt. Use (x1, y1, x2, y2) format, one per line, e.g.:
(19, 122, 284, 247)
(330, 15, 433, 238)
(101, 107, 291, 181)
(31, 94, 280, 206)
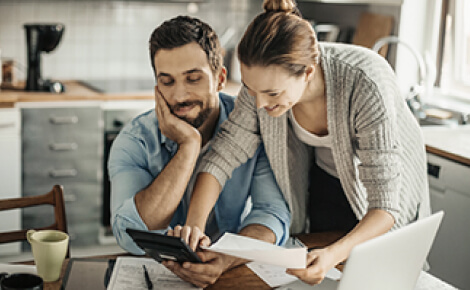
(109, 93, 290, 255)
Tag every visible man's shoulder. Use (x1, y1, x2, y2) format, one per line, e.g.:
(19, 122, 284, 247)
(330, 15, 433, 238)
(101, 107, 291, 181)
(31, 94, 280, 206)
(121, 109, 157, 135)
(219, 92, 236, 114)
(115, 109, 161, 147)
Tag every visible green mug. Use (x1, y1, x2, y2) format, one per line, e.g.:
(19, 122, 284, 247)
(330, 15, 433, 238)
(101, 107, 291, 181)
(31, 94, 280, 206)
(26, 230, 69, 282)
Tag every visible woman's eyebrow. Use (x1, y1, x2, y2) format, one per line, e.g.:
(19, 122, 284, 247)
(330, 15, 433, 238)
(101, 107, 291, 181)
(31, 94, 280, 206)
(242, 81, 278, 93)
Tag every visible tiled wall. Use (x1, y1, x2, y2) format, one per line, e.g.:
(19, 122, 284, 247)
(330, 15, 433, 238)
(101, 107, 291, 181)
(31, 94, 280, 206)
(0, 0, 261, 81)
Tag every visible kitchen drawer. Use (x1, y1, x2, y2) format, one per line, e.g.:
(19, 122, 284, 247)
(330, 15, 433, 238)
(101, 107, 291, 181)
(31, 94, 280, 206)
(22, 133, 102, 162)
(23, 182, 101, 223)
(22, 157, 101, 185)
(21, 107, 102, 138)
(67, 221, 101, 247)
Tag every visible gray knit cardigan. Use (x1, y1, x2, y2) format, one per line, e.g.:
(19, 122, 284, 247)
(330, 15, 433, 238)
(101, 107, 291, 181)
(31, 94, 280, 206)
(199, 42, 430, 234)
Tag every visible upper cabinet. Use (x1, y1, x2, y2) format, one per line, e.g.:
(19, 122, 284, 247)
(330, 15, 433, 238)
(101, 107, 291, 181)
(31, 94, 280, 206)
(297, 0, 440, 97)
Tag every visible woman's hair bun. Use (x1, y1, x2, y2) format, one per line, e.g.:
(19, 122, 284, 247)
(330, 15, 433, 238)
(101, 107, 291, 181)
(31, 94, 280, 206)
(263, 0, 297, 13)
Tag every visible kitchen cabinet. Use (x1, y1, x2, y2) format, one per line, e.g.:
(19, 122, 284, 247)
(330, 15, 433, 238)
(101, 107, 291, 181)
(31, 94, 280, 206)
(297, 0, 437, 94)
(21, 105, 103, 248)
(426, 152, 470, 290)
(0, 108, 21, 255)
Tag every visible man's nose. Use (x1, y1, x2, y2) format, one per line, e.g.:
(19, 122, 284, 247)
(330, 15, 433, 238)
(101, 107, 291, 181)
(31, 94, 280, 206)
(172, 82, 189, 102)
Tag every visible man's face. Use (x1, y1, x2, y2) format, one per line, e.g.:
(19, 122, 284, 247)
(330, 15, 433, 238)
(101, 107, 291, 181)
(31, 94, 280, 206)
(154, 42, 222, 128)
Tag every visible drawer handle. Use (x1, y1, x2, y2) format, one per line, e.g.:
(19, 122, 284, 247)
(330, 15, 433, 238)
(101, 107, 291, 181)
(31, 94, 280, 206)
(49, 115, 78, 124)
(64, 194, 77, 202)
(0, 122, 16, 128)
(49, 169, 78, 178)
(49, 142, 78, 151)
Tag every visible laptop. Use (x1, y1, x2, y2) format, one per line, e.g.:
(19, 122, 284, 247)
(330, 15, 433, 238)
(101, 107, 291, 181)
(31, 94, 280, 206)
(279, 211, 444, 290)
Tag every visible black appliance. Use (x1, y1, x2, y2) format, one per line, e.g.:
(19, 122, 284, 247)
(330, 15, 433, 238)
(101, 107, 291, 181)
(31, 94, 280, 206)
(24, 23, 65, 93)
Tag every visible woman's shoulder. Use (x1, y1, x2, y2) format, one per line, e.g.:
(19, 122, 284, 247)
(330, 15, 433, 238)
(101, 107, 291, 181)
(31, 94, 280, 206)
(319, 42, 393, 74)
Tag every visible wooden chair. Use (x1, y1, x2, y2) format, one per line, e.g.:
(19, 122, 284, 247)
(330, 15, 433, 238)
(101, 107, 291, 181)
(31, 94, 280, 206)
(0, 185, 70, 258)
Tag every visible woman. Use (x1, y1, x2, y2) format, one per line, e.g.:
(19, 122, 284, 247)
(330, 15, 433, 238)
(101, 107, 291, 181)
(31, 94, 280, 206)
(182, 0, 430, 285)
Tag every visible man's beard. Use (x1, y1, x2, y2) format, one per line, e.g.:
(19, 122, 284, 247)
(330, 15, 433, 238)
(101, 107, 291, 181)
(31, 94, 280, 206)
(170, 101, 213, 128)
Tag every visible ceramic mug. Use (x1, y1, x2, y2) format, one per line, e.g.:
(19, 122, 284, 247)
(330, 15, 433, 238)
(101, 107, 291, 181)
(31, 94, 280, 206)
(26, 230, 69, 282)
(0, 273, 43, 290)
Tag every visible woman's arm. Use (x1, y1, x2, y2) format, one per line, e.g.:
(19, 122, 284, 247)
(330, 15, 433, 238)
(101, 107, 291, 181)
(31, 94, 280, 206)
(180, 88, 262, 249)
(287, 209, 394, 285)
(185, 173, 222, 233)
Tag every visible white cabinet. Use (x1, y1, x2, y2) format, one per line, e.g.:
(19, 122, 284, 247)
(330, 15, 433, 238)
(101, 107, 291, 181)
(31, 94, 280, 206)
(0, 108, 21, 255)
(426, 152, 470, 289)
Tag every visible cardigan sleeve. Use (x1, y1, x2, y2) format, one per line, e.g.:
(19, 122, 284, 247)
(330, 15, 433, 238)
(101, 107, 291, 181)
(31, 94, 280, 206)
(198, 86, 262, 187)
(351, 72, 402, 220)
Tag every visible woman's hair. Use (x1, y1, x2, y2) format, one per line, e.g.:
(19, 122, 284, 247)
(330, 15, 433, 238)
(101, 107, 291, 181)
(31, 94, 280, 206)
(149, 16, 223, 77)
(238, 0, 320, 77)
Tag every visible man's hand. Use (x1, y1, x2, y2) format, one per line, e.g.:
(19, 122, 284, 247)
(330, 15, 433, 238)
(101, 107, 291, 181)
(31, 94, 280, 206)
(155, 86, 201, 146)
(162, 251, 236, 288)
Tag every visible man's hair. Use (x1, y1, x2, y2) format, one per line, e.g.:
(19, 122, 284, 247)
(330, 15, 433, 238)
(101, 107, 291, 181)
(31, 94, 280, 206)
(149, 16, 223, 77)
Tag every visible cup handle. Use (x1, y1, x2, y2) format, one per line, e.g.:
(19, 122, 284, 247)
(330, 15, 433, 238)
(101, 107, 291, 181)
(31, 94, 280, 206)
(26, 229, 36, 244)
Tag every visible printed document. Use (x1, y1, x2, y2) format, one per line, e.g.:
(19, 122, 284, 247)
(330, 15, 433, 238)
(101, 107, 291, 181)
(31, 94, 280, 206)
(247, 262, 343, 288)
(107, 257, 200, 290)
(204, 233, 307, 268)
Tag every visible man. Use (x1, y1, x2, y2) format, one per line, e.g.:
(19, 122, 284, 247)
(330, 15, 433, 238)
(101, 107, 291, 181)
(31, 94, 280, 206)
(108, 16, 290, 288)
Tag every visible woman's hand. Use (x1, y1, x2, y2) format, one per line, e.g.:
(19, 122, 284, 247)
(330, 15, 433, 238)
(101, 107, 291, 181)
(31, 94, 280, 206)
(286, 247, 340, 285)
(168, 225, 211, 251)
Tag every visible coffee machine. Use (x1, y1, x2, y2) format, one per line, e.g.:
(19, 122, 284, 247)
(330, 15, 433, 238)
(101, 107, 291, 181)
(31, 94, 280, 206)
(24, 23, 65, 93)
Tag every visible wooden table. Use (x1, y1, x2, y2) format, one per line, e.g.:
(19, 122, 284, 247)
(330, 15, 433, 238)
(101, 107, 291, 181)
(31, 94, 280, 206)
(36, 232, 345, 290)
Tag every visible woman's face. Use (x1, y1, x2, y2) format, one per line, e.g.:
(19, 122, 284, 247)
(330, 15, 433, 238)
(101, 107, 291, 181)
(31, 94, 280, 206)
(240, 64, 311, 117)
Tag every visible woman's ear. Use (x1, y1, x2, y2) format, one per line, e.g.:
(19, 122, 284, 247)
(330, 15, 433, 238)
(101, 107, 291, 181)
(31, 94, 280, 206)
(305, 65, 315, 82)
(217, 66, 227, 91)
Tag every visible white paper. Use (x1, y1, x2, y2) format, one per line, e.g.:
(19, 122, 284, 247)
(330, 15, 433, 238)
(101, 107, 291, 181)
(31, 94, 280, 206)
(247, 262, 343, 288)
(247, 262, 298, 288)
(106, 257, 200, 290)
(203, 233, 307, 269)
(0, 263, 37, 274)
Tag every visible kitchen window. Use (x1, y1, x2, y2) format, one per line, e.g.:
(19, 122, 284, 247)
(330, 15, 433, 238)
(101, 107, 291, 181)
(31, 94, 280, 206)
(437, 0, 470, 99)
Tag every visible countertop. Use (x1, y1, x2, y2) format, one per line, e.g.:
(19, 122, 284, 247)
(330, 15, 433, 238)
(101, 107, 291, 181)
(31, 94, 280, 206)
(2, 82, 468, 167)
(0, 80, 242, 108)
(422, 125, 470, 166)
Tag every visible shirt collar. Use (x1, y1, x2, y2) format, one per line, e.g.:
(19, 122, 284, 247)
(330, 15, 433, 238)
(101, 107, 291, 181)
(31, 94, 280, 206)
(161, 93, 229, 152)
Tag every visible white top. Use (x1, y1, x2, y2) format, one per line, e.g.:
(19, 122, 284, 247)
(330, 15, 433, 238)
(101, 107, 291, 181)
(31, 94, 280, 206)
(288, 109, 338, 178)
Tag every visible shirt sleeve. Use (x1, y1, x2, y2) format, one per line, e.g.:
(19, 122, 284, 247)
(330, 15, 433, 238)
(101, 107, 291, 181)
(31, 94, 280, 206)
(108, 131, 169, 255)
(239, 146, 291, 246)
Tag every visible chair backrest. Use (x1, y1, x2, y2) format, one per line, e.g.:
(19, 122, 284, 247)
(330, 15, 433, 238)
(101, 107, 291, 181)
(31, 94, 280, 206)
(0, 185, 69, 258)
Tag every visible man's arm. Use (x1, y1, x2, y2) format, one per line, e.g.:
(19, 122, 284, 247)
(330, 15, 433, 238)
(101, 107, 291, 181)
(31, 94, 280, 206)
(137, 87, 202, 230)
(110, 88, 202, 254)
(135, 141, 200, 230)
(164, 146, 291, 288)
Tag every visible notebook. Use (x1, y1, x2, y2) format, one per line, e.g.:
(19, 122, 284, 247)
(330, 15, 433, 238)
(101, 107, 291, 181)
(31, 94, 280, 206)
(280, 211, 444, 290)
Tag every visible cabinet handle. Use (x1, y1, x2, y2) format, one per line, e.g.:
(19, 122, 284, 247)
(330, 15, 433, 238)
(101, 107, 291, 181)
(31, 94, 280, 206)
(49, 115, 78, 124)
(49, 169, 78, 178)
(64, 194, 77, 202)
(0, 122, 15, 128)
(49, 142, 78, 151)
